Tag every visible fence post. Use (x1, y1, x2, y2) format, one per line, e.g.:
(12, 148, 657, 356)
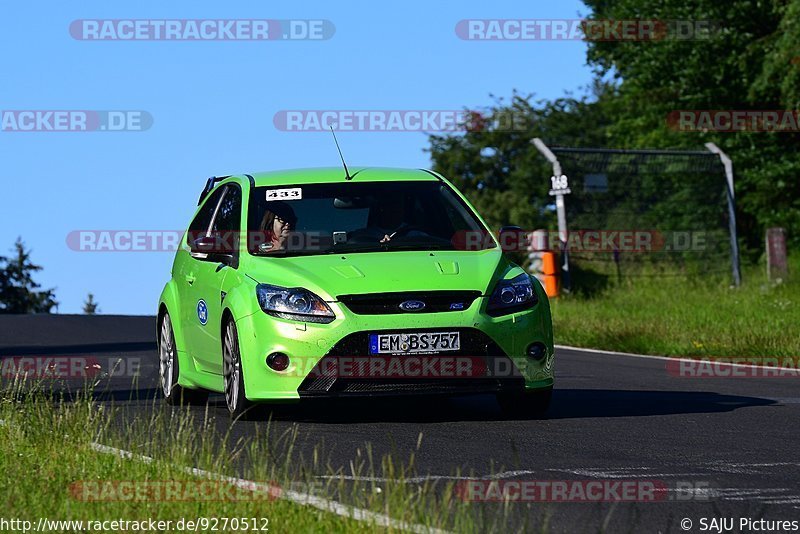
(766, 228, 789, 282)
(705, 142, 742, 287)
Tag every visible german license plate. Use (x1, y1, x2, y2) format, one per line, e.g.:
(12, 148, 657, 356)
(369, 332, 461, 354)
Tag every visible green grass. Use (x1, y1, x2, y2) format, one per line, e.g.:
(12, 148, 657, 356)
(0, 395, 368, 533)
(0, 382, 527, 534)
(551, 256, 800, 360)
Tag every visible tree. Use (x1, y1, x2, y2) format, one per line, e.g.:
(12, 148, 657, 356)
(0, 238, 58, 314)
(428, 0, 800, 253)
(428, 86, 617, 231)
(582, 0, 800, 250)
(83, 293, 99, 315)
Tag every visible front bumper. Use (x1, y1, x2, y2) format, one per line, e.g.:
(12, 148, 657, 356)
(235, 298, 554, 401)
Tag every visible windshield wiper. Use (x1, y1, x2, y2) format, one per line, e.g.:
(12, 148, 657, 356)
(327, 244, 385, 254)
(382, 241, 454, 251)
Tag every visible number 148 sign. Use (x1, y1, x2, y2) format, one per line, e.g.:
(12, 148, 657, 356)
(549, 175, 571, 196)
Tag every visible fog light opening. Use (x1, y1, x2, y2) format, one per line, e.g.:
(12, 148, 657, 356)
(526, 343, 547, 361)
(266, 352, 290, 372)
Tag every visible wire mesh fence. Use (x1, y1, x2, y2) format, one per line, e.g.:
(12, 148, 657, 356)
(539, 146, 737, 290)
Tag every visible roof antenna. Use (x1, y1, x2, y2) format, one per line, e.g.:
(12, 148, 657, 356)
(329, 125, 353, 180)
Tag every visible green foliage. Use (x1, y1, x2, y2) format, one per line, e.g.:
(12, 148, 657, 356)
(428, 0, 800, 252)
(427, 85, 617, 230)
(583, 0, 800, 249)
(0, 238, 57, 314)
(552, 254, 800, 358)
(751, 0, 800, 110)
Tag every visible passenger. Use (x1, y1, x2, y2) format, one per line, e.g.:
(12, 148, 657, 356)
(257, 201, 297, 252)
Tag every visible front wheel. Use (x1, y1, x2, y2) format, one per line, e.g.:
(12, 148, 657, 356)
(496, 387, 552, 419)
(223, 319, 253, 418)
(159, 312, 208, 405)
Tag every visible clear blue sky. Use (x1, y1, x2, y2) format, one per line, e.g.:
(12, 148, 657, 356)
(1, 0, 593, 315)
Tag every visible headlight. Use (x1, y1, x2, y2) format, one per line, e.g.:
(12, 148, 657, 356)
(256, 284, 335, 323)
(486, 273, 538, 316)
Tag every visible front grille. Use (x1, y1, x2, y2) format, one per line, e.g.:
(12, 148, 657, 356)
(337, 291, 482, 315)
(298, 328, 525, 398)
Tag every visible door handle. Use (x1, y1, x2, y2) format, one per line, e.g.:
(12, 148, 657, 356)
(185, 274, 196, 285)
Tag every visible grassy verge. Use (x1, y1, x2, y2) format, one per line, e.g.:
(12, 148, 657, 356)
(0, 384, 522, 533)
(551, 256, 800, 359)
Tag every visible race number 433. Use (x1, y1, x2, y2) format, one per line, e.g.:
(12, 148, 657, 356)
(265, 188, 302, 201)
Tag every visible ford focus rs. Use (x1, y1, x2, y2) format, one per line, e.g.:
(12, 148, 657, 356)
(157, 167, 554, 417)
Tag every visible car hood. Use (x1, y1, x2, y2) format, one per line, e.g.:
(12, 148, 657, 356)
(245, 249, 514, 301)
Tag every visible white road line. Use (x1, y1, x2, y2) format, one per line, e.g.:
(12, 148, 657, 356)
(316, 469, 543, 484)
(314, 471, 797, 504)
(556, 345, 800, 371)
(763, 498, 800, 505)
(546, 468, 708, 479)
(318, 461, 800, 486)
(91, 442, 449, 534)
(703, 488, 790, 499)
(708, 461, 800, 474)
(763, 397, 800, 404)
(317, 475, 461, 483)
(713, 462, 800, 468)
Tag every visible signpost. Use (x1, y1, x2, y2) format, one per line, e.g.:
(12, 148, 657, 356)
(705, 142, 742, 287)
(532, 138, 571, 291)
(766, 228, 788, 282)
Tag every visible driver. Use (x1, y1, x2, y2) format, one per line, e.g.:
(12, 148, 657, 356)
(370, 200, 406, 243)
(257, 201, 298, 252)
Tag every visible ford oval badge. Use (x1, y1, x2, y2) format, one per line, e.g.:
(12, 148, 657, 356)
(399, 300, 426, 312)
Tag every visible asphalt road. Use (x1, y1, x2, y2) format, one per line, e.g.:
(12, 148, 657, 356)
(2, 314, 799, 533)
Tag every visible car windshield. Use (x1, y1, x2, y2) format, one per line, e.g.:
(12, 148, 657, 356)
(247, 180, 495, 257)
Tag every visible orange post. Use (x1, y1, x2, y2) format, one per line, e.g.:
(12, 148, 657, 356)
(528, 231, 560, 297)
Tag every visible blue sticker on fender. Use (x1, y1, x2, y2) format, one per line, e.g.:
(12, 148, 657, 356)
(197, 300, 208, 326)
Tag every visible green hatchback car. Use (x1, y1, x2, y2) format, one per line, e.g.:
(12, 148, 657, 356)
(157, 167, 554, 417)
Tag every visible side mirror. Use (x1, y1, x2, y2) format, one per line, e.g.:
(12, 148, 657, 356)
(498, 226, 528, 253)
(189, 235, 216, 254)
(190, 235, 234, 265)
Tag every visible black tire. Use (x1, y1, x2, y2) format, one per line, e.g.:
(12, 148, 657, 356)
(158, 312, 208, 405)
(496, 387, 552, 419)
(223, 318, 255, 419)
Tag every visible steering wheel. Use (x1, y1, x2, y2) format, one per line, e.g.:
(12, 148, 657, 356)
(387, 223, 424, 239)
(346, 227, 385, 243)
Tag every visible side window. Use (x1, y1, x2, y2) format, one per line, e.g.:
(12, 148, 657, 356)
(187, 186, 226, 244)
(211, 185, 242, 254)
